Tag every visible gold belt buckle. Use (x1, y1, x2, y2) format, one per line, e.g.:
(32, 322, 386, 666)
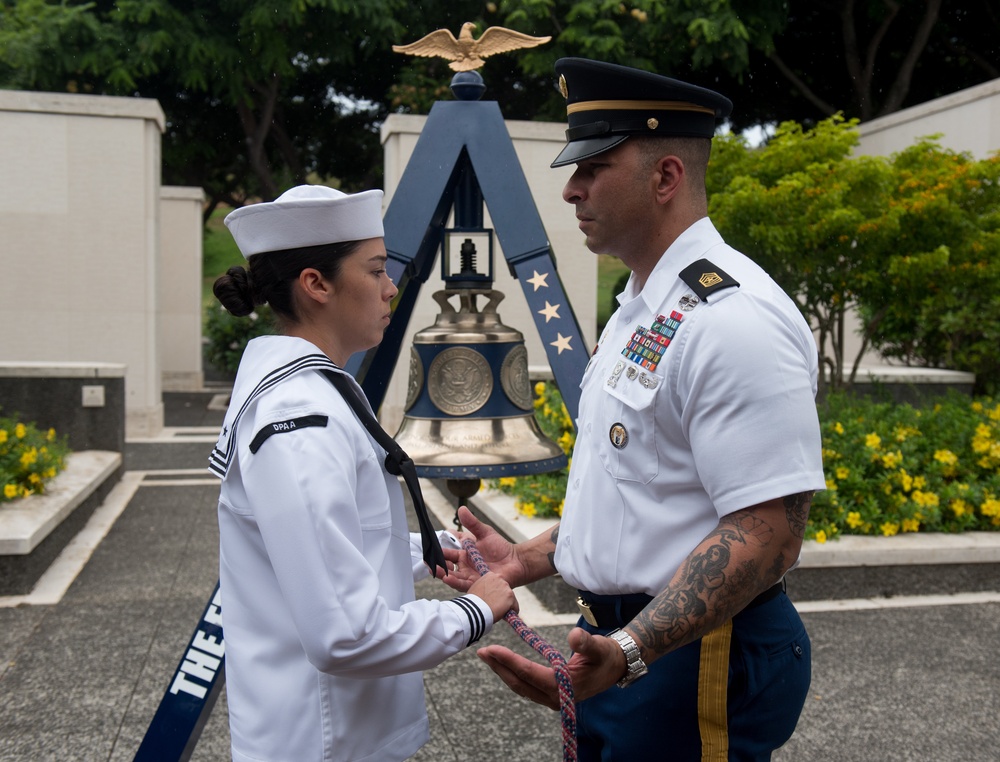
(576, 596, 598, 626)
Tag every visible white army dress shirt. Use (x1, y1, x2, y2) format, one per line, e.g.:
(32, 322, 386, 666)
(555, 218, 826, 596)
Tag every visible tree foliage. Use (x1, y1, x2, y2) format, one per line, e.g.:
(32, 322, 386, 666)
(709, 117, 1000, 394)
(1, 0, 996, 217)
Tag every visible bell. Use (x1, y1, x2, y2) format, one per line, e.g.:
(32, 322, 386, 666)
(393, 282, 568, 481)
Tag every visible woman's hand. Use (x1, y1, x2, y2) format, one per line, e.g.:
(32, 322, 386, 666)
(467, 571, 518, 622)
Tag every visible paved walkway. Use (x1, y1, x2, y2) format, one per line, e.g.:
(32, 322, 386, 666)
(0, 390, 997, 761)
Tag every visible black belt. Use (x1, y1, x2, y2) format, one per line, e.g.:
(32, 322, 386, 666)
(576, 580, 785, 629)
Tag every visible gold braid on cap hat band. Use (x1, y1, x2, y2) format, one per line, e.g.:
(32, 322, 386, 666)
(567, 99, 715, 116)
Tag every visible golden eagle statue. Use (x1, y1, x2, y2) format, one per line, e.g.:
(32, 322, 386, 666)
(392, 22, 551, 72)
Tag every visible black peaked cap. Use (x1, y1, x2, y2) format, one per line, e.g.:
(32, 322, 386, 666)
(551, 57, 733, 168)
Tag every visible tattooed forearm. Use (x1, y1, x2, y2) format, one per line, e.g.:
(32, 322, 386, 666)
(783, 491, 813, 539)
(629, 501, 796, 660)
(546, 526, 560, 571)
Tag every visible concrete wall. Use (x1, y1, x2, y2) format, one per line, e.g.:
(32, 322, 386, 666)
(159, 186, 205, 392)
(0, 90, 166, 438)
(379, 113, 596, 433)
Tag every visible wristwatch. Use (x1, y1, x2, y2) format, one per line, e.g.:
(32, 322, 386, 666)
(608, 629, 648, 688)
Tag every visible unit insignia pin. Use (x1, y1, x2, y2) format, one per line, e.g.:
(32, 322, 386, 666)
(609, 423, 629, 450)
(678, 293, 699, 311)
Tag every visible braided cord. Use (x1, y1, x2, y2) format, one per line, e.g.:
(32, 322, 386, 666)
(462, 539, 577, 762)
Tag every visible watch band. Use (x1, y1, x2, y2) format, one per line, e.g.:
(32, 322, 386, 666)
(608, 629, 648, 688)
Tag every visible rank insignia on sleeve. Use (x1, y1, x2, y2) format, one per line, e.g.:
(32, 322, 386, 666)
(249, 414, 329, 454)
(679, 259, 740, 301)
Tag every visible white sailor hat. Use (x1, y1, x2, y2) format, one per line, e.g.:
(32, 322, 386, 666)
(224, 184, 384, 259)
(551, 58, 733, 168)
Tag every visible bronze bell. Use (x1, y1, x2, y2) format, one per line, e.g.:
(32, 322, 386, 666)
(393, 283, 567, 480)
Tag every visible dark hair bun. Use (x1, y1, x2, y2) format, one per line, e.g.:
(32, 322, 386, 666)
(213, 266, 258, 317)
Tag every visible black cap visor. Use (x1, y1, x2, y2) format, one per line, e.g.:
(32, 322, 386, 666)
(550, 134, 629, 168)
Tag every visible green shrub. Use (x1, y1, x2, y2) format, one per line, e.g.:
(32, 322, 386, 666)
(203, 302, 276, 377)
(0, 414, 71, 503)
(811, 390, 1000, 541)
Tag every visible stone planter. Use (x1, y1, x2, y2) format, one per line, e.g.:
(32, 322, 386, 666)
(0, 450, 122, 596)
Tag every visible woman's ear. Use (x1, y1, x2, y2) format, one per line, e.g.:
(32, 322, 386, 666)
(296, 268, 332, 305)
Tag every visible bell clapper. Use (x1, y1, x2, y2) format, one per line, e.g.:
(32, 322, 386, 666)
(445, 478, 481, 530)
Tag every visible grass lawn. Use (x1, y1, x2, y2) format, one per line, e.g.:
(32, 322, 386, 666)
(202, 207, 243, 305)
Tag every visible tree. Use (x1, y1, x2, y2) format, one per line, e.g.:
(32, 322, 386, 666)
(709, 115, 897, 393)
(858, 142, 1000, 395)
(709, 117, 1000, 395)
(721, 0, 1000, 131)
(2, 0, 996, 216)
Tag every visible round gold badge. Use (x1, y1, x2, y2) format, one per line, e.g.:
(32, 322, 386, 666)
(609, 423, 629, 450)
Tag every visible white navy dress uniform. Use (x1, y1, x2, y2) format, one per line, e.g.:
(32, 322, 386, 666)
(555, 217, 826, 596)
(210, 336, 493, 762)
(209, 184, 495, 762)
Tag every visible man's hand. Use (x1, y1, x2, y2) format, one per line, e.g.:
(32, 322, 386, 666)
(476, 626, 628, 709)
(438, 506, 527, 591)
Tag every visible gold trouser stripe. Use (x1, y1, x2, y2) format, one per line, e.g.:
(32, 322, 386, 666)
(567, 99, 715, 115)
(698, 620, 732, 761)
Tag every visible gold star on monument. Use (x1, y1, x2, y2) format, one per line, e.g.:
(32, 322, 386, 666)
(538, 301, 561, 322)
(526, 270, 549, 291)
(550, 333, 573, 354)
(392, 22, 551, 72)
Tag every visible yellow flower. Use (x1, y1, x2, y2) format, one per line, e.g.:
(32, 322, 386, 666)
(498, 477, 516, 488)
(901, 518, 920, 533)
(881, 450, 902, 469)
(825, 478, 837, 491)
(950, 499, 969, 518)
(518, 501, 537, 518)
(557, 431, 575, 453)
(880, 521, 900, 537)
(913, 475, 927, 490)
(832, 422, 844, 435)
(815, 530, 827, 543)
(19, 448, 38, 468)
(911, 490, 939, 508)
(934, 449, 958, 466)
(14, 423, 26, 439)
(534, 381, 546, 397)
(898, 470, 914, 492)
(846, 511, 863, 528)
(865, 433, 881, 449)
(835, 466, 850, 480)
(47, 428, 57, 441)
(980, 498, 1000, 517)
(3, 484, 18, 499)
(0, 429, 7, 444)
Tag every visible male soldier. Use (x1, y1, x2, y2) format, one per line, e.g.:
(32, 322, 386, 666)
(444, 58, 825, 760)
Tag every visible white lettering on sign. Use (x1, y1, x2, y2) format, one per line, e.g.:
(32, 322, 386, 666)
(168, 589, 226, 699)
(272, 420, 297, 432)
